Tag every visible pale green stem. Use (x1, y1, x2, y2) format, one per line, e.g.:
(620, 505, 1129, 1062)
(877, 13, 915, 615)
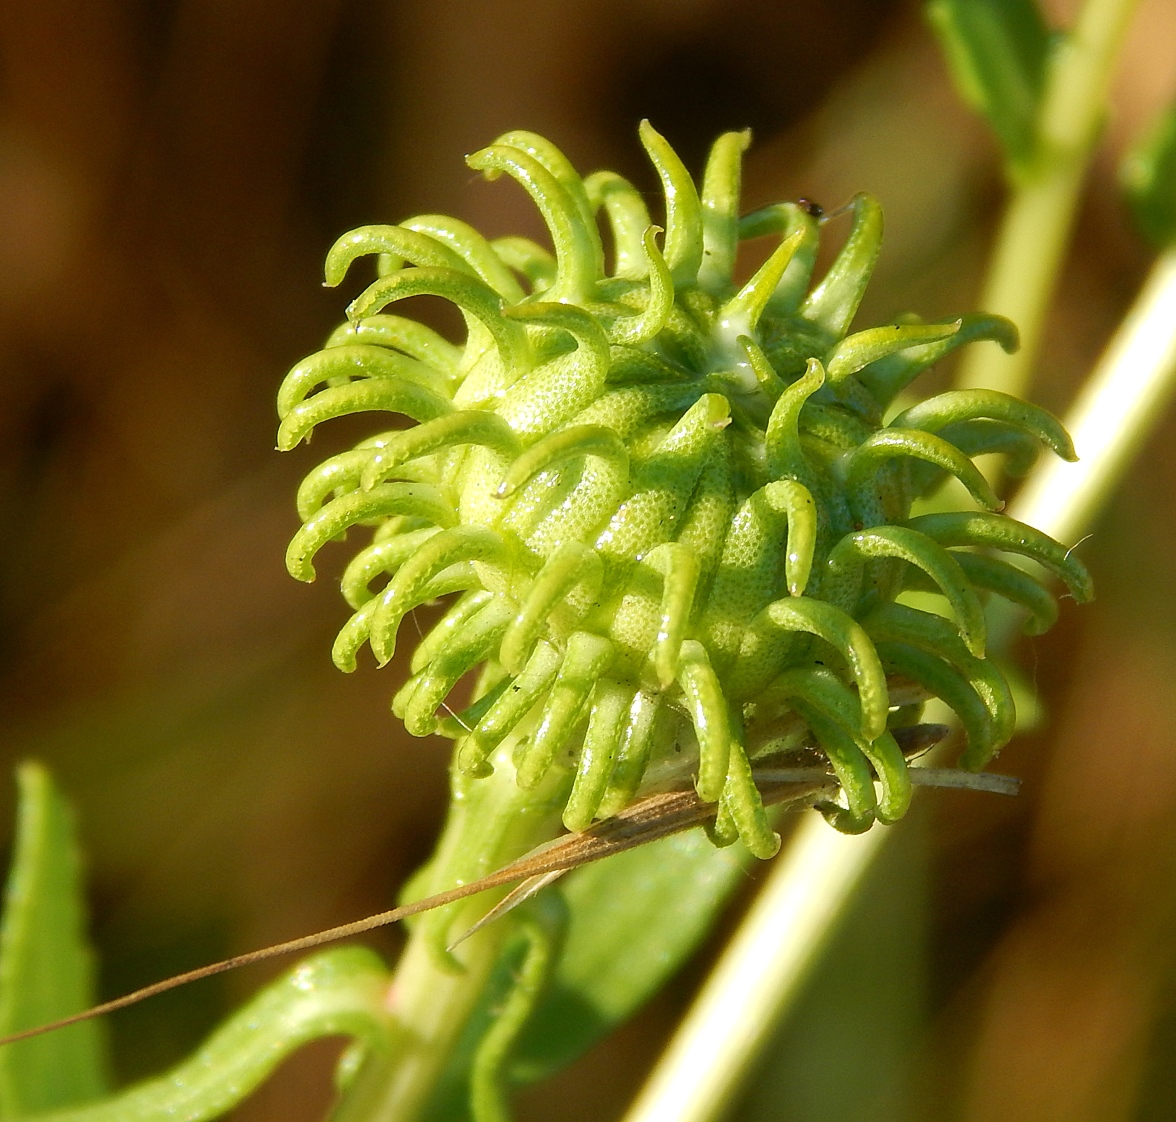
(331, 751, 568, 1122)
(1010, 247, 1176, 542)
(619, 244, 1176, 1122)
(328, 914, 513, 1122)
(957, 0, 1140, 397)
(622, 818, 883, 1122)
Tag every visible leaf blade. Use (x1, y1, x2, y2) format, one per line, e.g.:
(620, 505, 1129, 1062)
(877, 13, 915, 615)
(32, 948, 393, 1122)
(0, 763, 108, 1115)
(926, 0, 1052, 175)
(510, 827, 752, 1083)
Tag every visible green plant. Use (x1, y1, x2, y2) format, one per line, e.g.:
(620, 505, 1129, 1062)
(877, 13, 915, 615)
(2, 2, 1174, 1120)
(275, 121, 1090, 1121)
(280, 121, 1090, 846)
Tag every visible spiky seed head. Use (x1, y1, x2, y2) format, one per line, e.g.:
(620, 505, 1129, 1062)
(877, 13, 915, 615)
(278, 123, 1091, 857)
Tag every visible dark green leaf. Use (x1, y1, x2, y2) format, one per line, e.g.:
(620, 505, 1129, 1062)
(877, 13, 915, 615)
(1122, 98, 1176, 249)
(926, 0, 1052, 175)
(0, 763, 108, 1115)
(509, 826, 752, 1083)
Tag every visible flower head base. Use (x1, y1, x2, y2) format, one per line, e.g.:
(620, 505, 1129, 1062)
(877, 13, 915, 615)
(278, 123, 1091, 858)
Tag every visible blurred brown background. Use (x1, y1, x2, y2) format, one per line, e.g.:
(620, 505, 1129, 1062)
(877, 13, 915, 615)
(1, 0, 1175, 1118)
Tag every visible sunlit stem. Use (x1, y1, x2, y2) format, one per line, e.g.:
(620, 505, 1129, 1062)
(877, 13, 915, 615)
(332, 754, 569, 1122)
(1010, 247, 1176, 544)
(956, 0, 1141, 397)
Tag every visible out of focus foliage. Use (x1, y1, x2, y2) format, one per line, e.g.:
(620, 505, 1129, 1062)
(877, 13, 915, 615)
(0, 764, 107, 1115)
(1122, 96, 1176, 248)
(926, 0, 1051, 176)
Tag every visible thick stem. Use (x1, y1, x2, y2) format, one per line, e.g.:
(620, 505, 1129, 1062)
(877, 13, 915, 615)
(331, 750, 569, 1122)
(957, 0, 1140, 397)
(329, 923, 506, 1122)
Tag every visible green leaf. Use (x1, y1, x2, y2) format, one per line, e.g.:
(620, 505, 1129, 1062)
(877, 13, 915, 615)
(421, 897, 567, 1122)
(1122, 97, 1176, 249)
(0, 763, 108, 1115)
(509, 827, 752, 1083)
(926, 0, 1052, 175)
(30, 947, 394, 1122)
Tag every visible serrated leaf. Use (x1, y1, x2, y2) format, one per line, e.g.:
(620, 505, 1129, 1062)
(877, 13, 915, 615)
(0, 763, 108, 1115)
(509, 826, 752, 1083)
(926, 0, 1052, 175)
(1122, 98, 1176, 249)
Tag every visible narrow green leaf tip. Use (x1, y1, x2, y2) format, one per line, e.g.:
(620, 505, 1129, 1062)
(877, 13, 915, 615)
(0, 763, 107, 1116)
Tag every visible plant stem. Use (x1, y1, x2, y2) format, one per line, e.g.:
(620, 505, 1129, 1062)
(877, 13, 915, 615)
(957, 0, 1140, 397)
(331, 753, 569, 1122)
(621, 818, 884, 1122)
(1010, 246, 1176, 542)
(619, 242, 1176, 1122)
(329, 916, 510, 1122)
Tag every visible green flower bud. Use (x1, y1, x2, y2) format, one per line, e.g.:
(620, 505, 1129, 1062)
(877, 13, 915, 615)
(278, 123, 1090, 856)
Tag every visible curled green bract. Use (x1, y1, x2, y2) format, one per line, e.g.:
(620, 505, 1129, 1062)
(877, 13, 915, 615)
(278, 123, 1090, 849)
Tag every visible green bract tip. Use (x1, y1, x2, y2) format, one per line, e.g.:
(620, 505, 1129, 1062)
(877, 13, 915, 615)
(277, 126, 1088, 853)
